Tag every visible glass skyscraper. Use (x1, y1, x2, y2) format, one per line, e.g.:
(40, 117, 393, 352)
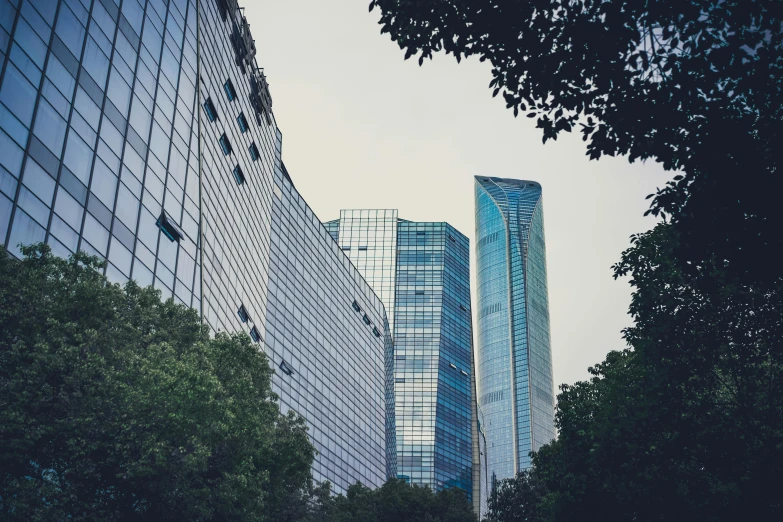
(326, 210, 477, 501)
(0, 0, 394, 494)
(472, 373, 489, 517)
(474, 176, 555, 483)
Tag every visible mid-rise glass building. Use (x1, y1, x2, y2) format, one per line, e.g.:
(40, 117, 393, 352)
(326, 210, 478, 502)
(267, 172, 396, 491)
(474, 176, 555, 483)
(0, 0, 394, 493)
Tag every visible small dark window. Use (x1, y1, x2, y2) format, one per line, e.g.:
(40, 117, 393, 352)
(279, 360, 294, 376)
(396, 355, 406, 360)
(449, 234, 456, 242)
(224, 79, 236, 101)
(219, 133, 232, 155)
(249, 326, 260, 343)
(415, 290, 424, 295)
(459, 304, 468, 312)
(249, 143, 259, 161)
(233, 165, 245, 185)
(156, 211, 184, 242)
(416, 231, 425, 235)
(352, 300, 362, 312)
(395, 378, 405, 383)
(203, 97, 217, 122)
(238, 305, 249, 323)
(373, 326, 381, 338)
(237, 112, 248, 133)
(358, 246, 367, 251)
(342, 246, 351, 251)
(363, 314, 371, 325)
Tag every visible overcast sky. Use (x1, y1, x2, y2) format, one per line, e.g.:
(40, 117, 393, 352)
(246, 1, 672, 388)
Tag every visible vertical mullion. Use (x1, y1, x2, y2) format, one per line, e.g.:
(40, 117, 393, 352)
(5, 0, 65, 250)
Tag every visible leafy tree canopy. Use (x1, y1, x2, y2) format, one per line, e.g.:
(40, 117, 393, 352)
(308, 479, 478, 522)
(370, 0, 783, 281)
(486, 223, 783, 521)
(0, 245, 315, 521)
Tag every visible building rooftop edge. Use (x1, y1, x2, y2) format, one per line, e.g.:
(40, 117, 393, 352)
(327, 210, 470, 241)
(474, 175, 542, 188)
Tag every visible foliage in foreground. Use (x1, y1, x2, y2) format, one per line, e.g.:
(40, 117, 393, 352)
(371, 3, 783, 519)
(308, 479, 478, 522)
(486, 224, 783, 521)
(371, 0, 783, 283)
(0, 245, 315, 521)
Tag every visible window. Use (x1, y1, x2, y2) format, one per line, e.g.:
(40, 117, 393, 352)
(461, 370, 468, 377)
(358, 246, 367, 251)
(342, 246, 351, 251)
(459, 304, 468, 312)
(362, 314, 371, 325)
(416, 231, 425, 235)
(449, 234, 456, 242)
(352, 300, 362, 312)
(249, 142, 259, 161)
(156, 211, 184, 242)
(237, 112, 248, 132)
(233, 165, 245, 185)
(203, 97, 217, 122)
(238, 304, 249, 323)
(218, 133, 232, 155)
(373, 326, 381, 338)
(395, 378, 405, 383)
(279, 360, 294, 376)
(449, 363, 457, 369)
(223, 79, 236, 101)
(249, 326, 260, 343)
(415, 290, 424, 295)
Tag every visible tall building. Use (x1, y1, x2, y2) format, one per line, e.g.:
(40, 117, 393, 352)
(267, 172, 396, 491)
(326, 211, 476, 499)
(474, 176, 555, 483)
(0, 0, 394, 493)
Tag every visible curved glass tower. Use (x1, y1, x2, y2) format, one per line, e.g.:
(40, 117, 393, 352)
(0, 0, 396, 494)
(474, 176, 555, 483)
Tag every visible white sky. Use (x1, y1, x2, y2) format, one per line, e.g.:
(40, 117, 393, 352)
(246, 1, 672, 388)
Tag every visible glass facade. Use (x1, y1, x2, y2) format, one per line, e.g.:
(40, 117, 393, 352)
(0, 0, 203, 307)
(326, 211, 476, 500)
(474, 176, 555, 483)
(0, 0, 395, 494)
(326, 210, 399, 329)
(472, 356, 489, 518)
(267, 173, 395, 493)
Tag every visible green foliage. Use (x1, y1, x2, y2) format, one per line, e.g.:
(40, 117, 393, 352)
(371, 4, 783, 517)
(486, 224, 783, 521)
(308, 479, 478, 522)
(371, 0, 783, 282)
(0, 244, 315, 521)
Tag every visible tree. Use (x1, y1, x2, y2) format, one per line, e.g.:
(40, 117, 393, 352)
(311, 479, 478, 522)
(370, 3, 783, 519)
(0, 244, 315, 521)
(370, 0, 783, 281)
(486, 224, 783, 521)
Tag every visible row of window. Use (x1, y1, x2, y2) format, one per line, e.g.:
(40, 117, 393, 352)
(238, 301, 295, 376)
(203, 93, 247, 133)
(236, 303, 261, 342)
(203, 80, 260, 187)
(351, 299, 383, 338)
